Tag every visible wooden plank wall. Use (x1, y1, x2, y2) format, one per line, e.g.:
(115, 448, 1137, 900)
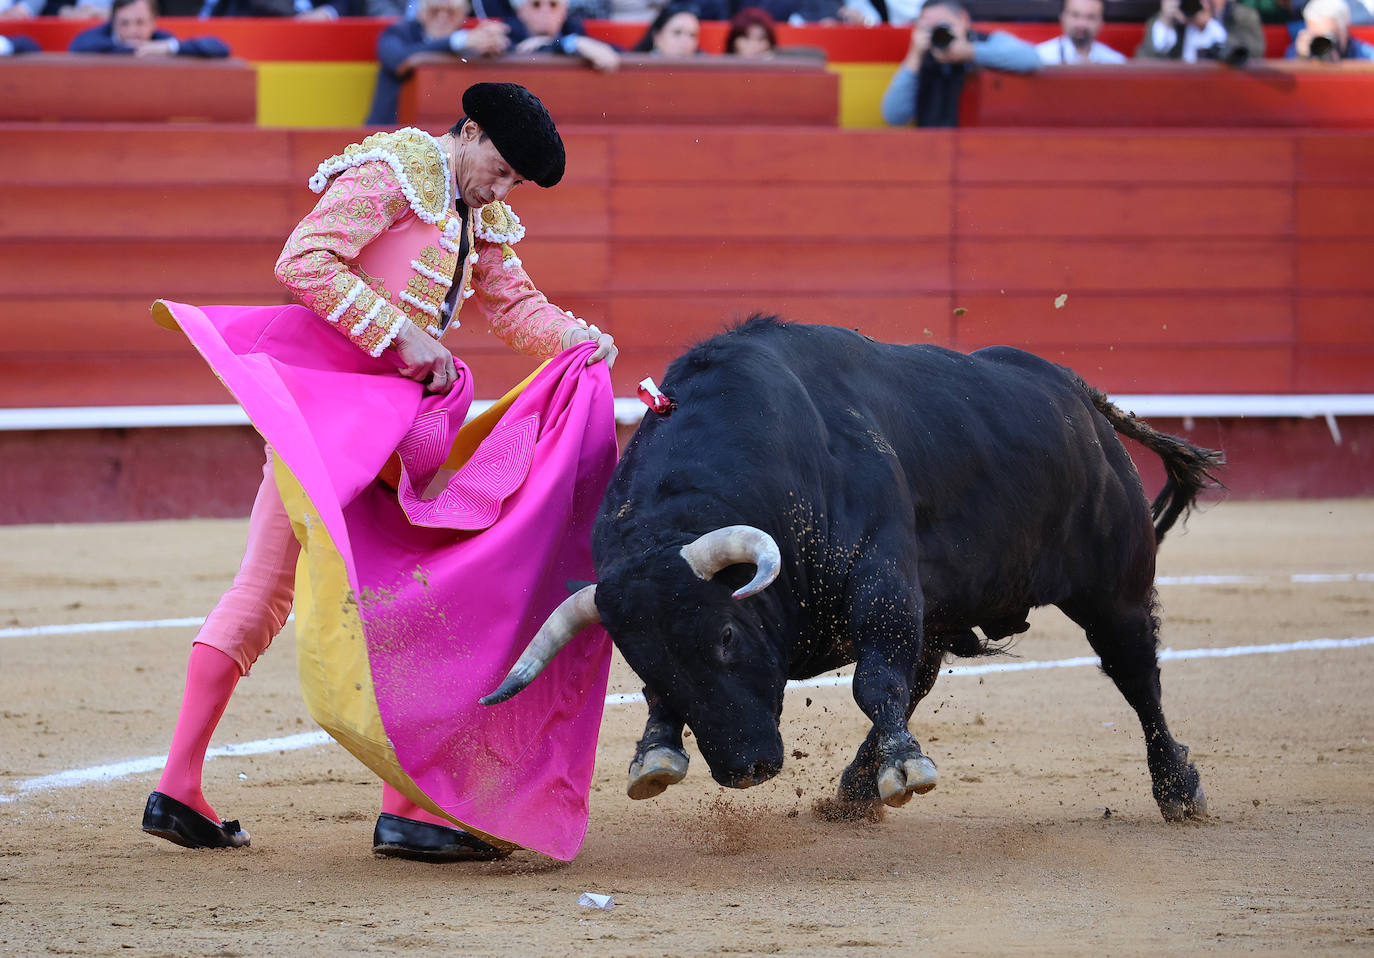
(400, 58, 841, 129)
(965, 63, 1374, 130)
(0, 56, 256, 123)
(1, 123, 1371, 411)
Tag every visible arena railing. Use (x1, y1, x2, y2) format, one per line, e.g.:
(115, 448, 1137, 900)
(4, 395, 1374, 442)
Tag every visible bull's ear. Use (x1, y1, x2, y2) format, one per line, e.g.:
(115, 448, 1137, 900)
(566, 579, 595, 595)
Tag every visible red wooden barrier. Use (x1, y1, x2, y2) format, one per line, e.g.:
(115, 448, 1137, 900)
(0, 54, 255, 123)
(964, 61, 1374, 129)
(1, 125, 1372, 405)
(398, 55, 839, 128)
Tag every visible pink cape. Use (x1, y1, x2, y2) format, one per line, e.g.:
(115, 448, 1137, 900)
(157, 300, 617, 861)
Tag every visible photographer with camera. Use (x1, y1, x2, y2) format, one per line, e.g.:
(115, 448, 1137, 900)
(1286, 0, 1374, 60)
(880, 0, 1039, 128)
(1135, 0, 1263, 63)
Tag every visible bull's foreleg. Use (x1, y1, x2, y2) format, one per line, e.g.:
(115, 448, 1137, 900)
(836, 630, 944, 810)
(626, 688, 690, 800)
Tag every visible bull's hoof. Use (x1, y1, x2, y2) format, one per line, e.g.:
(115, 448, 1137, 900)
(1159, 782, 1208, 822)
(876, 755, 938, 808)
(627, 745, 689, 800)
(1153, 744, 1207, 822)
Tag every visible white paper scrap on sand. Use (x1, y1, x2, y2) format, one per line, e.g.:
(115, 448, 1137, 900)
(577, 893, 615, 910)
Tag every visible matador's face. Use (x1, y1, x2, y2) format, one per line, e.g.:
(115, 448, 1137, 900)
(454, 122, 525, 210)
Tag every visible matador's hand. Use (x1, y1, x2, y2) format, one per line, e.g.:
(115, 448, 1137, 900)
(392, 319, 458, 394)
(561, 323, 618, 368)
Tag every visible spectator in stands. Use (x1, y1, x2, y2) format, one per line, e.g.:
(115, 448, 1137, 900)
(40, 0, 205, 21)
(570, 0, 724, 22)
(1135, 0, 1264, 63)
(881, 0, 1039, 128)
(1036, 0, 1127, 63)
(202, 0, 355, 19)
(364, 0, 511, 17)
(3, 0, 107, 17)
(69, 0, 230, 56)
(726, 6, 778, 56)
(632, 0, 701, 55)
(503, 0, 620, 71)
(752, 0, 881, 25)
(1234, 0, 1293, 24)
(365, 0, 510, 125)
(1286, 0, 1374, 57)
(0, 33, 38, 51)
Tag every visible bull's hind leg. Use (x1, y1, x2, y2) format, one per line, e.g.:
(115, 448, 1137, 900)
(1061, 596, 1207, 822)
(627, 689, 690, 800)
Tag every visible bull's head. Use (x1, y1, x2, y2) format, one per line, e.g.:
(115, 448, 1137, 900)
(481, 525, 789, 789)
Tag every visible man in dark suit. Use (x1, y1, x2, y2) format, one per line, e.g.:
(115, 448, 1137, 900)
(200, 0, 356, 18)
(365, 0, 511, 125)
(503, 0, 619, 71)
(69, 0, 230, 56)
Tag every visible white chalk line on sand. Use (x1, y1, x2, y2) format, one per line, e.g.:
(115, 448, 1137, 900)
(0, 614, 292, 640)
(2, 572, 1371, 642)
(1, 633, 1371, 805)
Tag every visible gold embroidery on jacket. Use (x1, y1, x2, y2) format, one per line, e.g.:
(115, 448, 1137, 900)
(309, 128, 450, 224)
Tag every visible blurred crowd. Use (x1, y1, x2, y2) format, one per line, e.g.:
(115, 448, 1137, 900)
(2, 0, 1370, 126)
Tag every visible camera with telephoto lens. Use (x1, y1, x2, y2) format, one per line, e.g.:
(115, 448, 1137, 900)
(1196, 41, 1250, 65)
(930, 23, 955, 49)
(1178, 0, 1203, 17)
(1308, 34, 1335, 58)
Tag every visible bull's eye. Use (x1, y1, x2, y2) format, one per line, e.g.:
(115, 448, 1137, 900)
(719, 623, 734, 649)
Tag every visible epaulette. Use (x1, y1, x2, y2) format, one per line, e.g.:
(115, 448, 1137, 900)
(476, 200, 527, 269)
(307, 128, 451, 225)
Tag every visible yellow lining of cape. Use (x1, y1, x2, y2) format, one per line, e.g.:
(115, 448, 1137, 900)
(280, 361, 549, 851)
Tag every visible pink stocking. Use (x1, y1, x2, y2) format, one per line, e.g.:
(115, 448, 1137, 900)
(154, 451, 298, 823)
(381, 783, 459, 829)
(155, 643, 241, 822)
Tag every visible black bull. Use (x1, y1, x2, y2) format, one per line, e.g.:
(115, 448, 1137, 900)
(484, 317, 1221, 822)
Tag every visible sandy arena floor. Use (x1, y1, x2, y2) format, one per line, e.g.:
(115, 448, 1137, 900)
(0, 499, 1371, 956)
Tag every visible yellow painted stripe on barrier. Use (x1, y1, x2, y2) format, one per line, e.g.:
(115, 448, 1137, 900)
(256, 61, 380, 128)
(832, 62, 899, 129)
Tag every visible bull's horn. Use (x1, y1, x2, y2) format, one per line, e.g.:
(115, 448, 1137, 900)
(479, 585, 601, 706)
(679, 525, 781, 600)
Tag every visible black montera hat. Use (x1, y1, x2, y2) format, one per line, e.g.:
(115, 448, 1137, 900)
(461, 82, 565, 189)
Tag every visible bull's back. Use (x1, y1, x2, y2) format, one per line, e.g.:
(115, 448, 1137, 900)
(708, 323, 1154, 607)
(729, 325, 1124, 497)
(645, 320, 1139, 514)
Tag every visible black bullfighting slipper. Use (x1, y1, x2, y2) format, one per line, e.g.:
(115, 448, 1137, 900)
(372, 812, 510, 863)
(141, 791, 251, 850)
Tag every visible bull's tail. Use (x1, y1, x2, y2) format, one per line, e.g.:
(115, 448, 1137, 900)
(1081, 380, 1225, 544)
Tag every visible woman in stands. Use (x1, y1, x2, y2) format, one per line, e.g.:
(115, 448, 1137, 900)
(725, 6, 778, 57)
(633, 0, 701, 55)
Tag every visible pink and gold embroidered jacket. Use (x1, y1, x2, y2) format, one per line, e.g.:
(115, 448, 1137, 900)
(274, 127, 584, 360)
